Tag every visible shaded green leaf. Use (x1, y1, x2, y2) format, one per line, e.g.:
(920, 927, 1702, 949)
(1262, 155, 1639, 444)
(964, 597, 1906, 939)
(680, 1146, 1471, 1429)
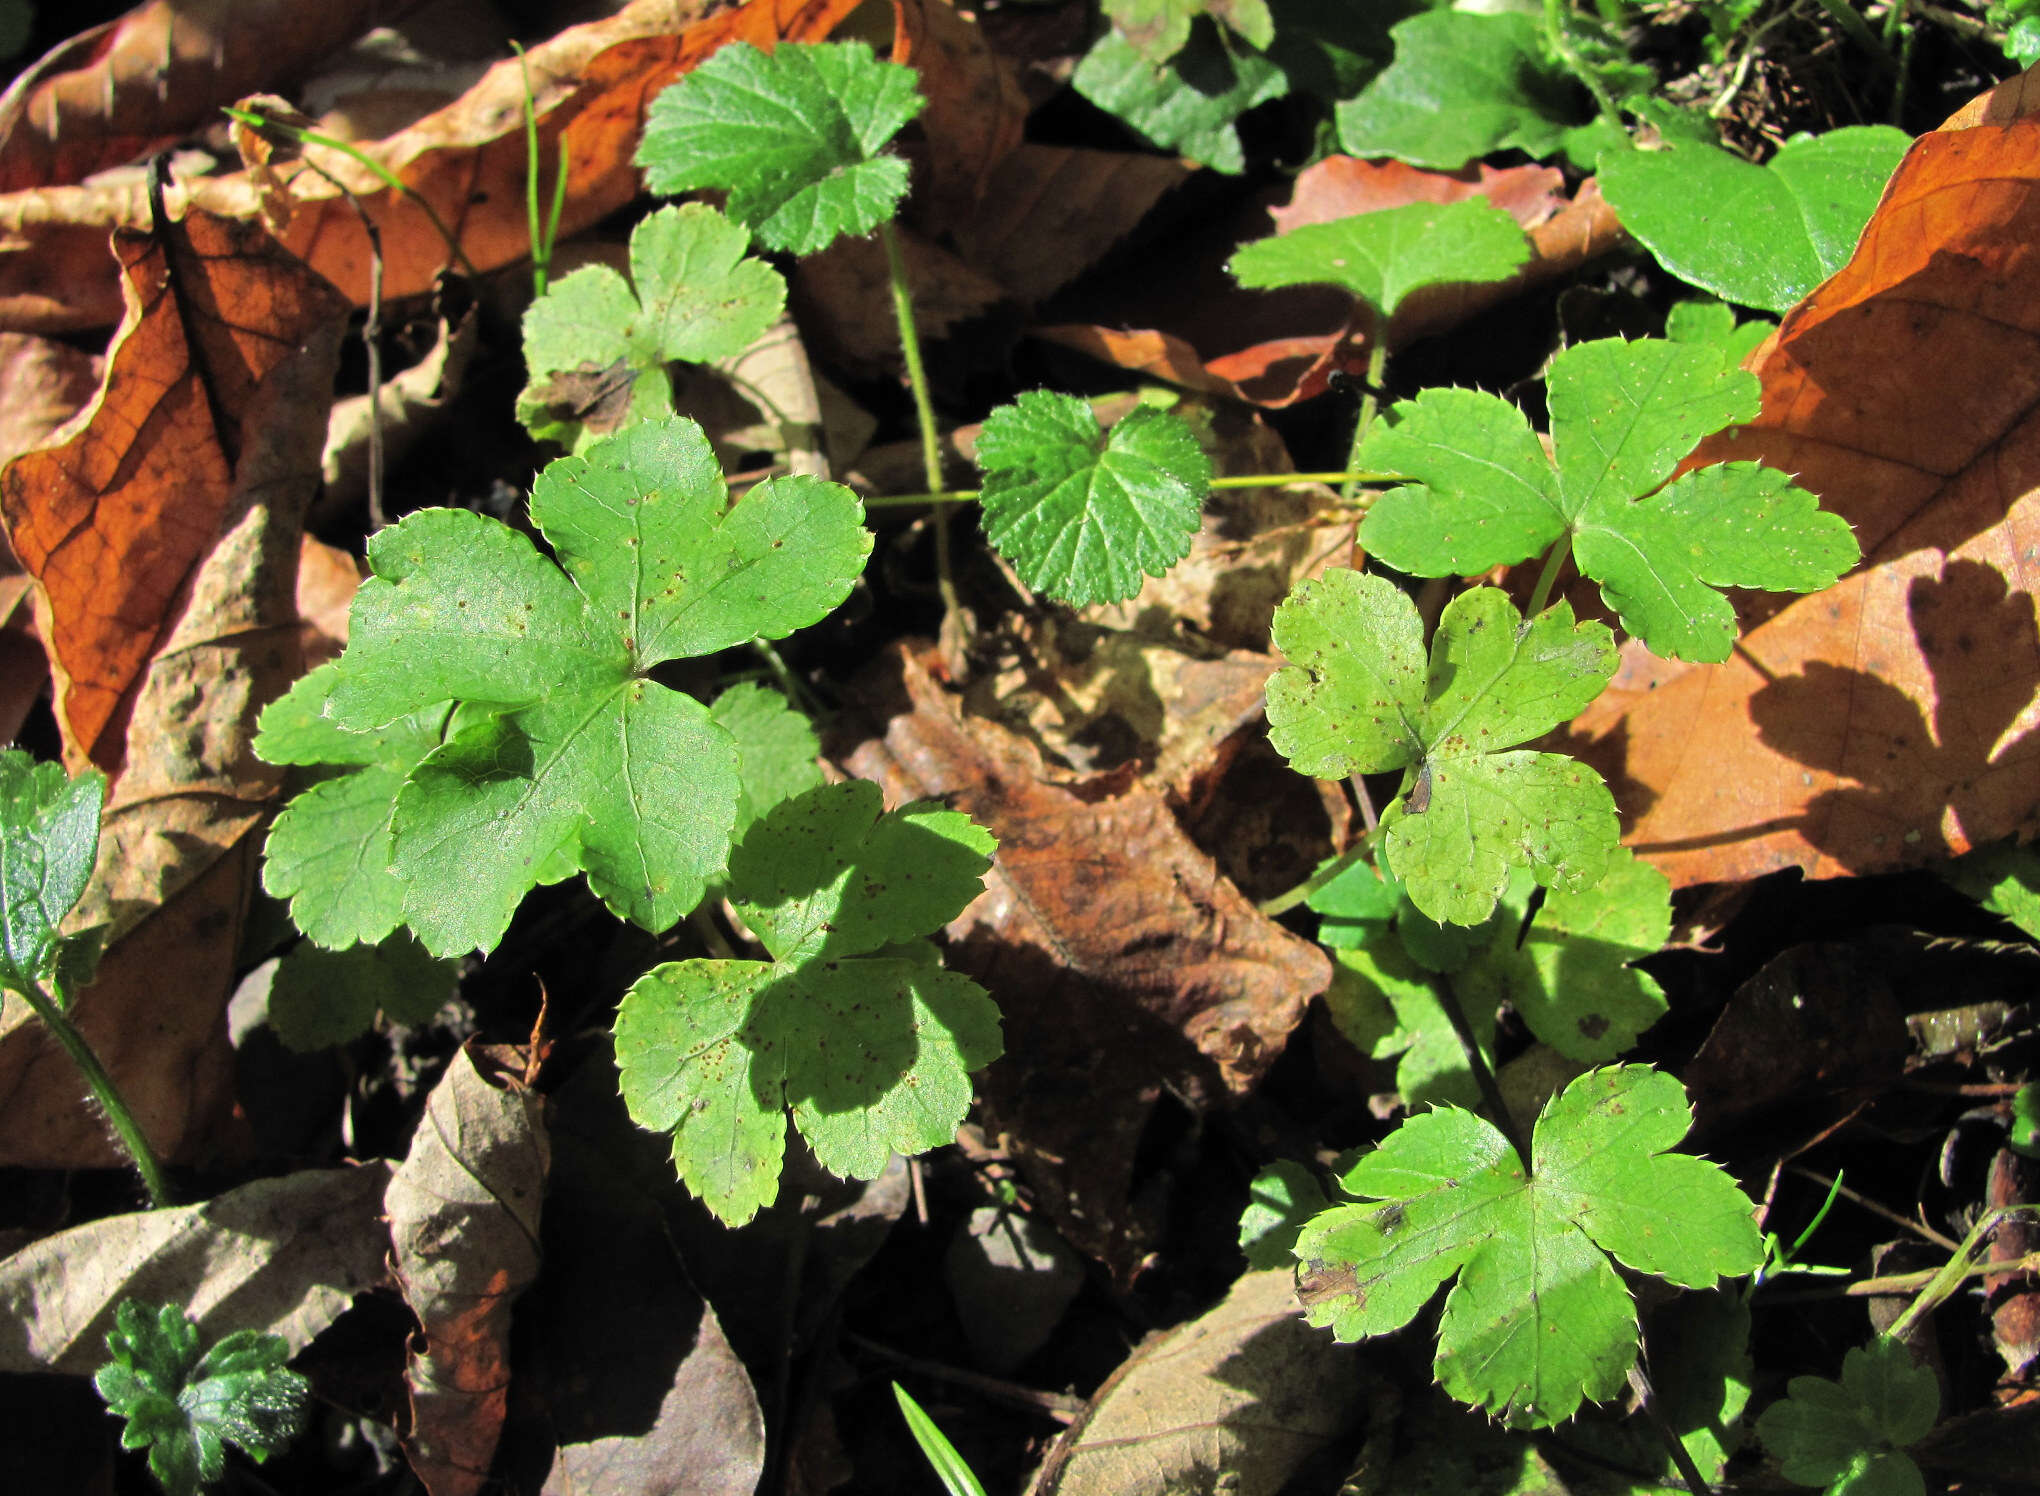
(1240, 1160, 1331, 1269)
(1072, 23, 1288, 175)
(266, 931, 456, 1053)
(1107, 0, 1274, 62)
(1757, 1339, 1937, 1496)
(712, 682, 824, 838)
(0, 748, 103, 998)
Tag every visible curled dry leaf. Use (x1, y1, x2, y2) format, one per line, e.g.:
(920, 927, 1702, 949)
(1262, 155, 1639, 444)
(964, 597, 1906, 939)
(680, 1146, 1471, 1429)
(0, 0, 420, 195)
(0, 1163, 392, 1375)
(388, 1045, 549, 1496)
(835, 646, 1329, 1280)
(1573, 88, 2040, 885)
(0, 0, 874, 333)
(1028, 1268, 1369, 1496)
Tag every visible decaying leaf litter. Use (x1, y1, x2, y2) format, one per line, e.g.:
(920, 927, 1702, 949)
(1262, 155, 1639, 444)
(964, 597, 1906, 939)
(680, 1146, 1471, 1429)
(0, 0, 2033, 1493)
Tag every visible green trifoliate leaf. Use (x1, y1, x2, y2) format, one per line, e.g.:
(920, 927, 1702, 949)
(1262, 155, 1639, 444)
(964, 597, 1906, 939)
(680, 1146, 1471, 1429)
(1106, 0, 1274, 63)
(613, 781, 1001, 1225)
(975, 392, 1211, 606)
(1071, 22, 1288, 176)
(0, 748, 103, 997)
(1267, 571, 1619, 925)
(1335, 12, 1591, 170)
(637, 41, 924, 255)
(711, 682, 824, 839)
(1453, 851, 1672, 1064)
(93, 1299, 309, 1496)
(1597, 128, 1911, 314)
(1756, 1338, 1937, 1496)
(1357, 337, 1859, 662)
(302, 417, 870, 956)
(1296, 1065, 1763, 1427)
(1229, 199, 1531, 322)
(265, 931, 456, 1053)
(257, 664, 455, 950)
(518, 204, 786, 447)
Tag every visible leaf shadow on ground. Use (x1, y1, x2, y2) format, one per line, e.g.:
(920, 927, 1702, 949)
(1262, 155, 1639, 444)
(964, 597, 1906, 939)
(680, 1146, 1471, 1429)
(1737, 559, 2040, 867)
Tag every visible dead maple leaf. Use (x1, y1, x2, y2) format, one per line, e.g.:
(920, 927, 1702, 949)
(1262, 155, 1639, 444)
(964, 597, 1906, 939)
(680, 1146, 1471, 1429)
(0, 0, 421, 195)
(1572, 86, 2040, 885)
(1039, 160, 1624, 407)
(835, 646, 1330, 1281)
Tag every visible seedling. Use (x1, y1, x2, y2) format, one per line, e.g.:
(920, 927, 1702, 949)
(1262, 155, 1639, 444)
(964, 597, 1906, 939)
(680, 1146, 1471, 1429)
(258, 415, 871, 957)
(613, 781, 1000, 1224)
(1756, 1338, 1937, 1496)
(1356, 335, 1859, 661)
(1295, 1065, 1763, 1427)
(94, 1298, 309, 1496)
(0, 749, 168, 1205)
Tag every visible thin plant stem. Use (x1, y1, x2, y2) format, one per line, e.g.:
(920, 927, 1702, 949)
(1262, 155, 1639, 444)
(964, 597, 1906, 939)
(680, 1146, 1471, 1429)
(878, 221, 959, 625)
(1760, 1247, 2040, 1306)
(861, 470, 1408, 511)
(1340, 340, 1391, 504)
(1886, 1204, 2039, 1342)
(1526, 536, 1574, 617)
(16, 977, 172, 1207)
(512, 42, 571, 296)
(1627, 1361, 1714, 1496)
(1544, 0, 1627, 126)
(1428, 973, 1529, 1166)
(222, 105, 481, 280)
(1258, 834, 1375, 918)
(1806, 0, 1902, 73)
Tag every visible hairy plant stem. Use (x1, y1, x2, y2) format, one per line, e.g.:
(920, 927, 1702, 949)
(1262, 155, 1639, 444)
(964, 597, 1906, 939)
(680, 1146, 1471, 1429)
(862, 470, 1408, 510)
(1340, 340, 1392, 504)
(1526, 535, 1574, 617)
(1543, 0, 1626, 127)
(16, 978, 172, 1207)
(879, 221, 960, 627)
(1258, 834, 1376, 918)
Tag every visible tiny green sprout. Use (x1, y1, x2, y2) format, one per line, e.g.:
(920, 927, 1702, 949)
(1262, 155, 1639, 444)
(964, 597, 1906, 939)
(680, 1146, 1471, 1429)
(1756, 1338, 1938, 1496)
(893, 1381, 990, 1496)
(94, 1299, 309, 1496)
(1295, 1065, 1763, 1427)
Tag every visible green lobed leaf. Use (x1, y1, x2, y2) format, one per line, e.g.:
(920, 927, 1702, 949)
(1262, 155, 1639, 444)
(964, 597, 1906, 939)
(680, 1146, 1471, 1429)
(1666, 297, 1775, 366)
(1324, 944, 1489, 1109)
(1453, 850, 1672, 1064)
(1071, 22, 1289, 176)
(637, 41, 924, 255)
(301, 417, 869, 955)
(93, 1299, 309, 1496)
(1228, 199, 1531, 322)
(519, 204, 785, 448)
(1358, 337, 1858, 663)
(1239, 1160, 1331, 1269)
(1270, 573, 1619, 925)
(614, 782, 1001, 1224)
(1757, 1339, 1937, 1493)
(1334, 12, 1590, 170)
(265, 931, 456, 1053)
(0, 748, 104, 997)
(975, 392, 1211, 606)
(1597, 128, 1912, 314)
(1106, 0, 1275, 63)
(1295, 1065, 1763, 1426)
